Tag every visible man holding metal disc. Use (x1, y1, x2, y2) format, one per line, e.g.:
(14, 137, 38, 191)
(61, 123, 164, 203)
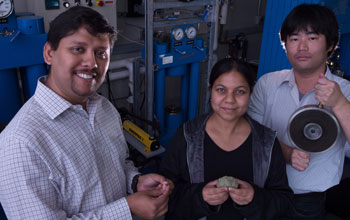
(248, 4, 350, 219)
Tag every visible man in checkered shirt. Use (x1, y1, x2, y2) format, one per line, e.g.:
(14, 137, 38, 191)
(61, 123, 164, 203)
(0, 6, 173, 220)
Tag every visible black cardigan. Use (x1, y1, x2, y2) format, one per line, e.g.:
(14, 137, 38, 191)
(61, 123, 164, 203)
(158, 113, 293, 220)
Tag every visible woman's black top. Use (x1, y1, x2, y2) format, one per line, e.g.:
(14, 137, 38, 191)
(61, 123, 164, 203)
(204, 131, 253, 220)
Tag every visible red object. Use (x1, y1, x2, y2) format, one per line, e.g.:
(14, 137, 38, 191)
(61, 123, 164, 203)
(98, 1, 104, 6)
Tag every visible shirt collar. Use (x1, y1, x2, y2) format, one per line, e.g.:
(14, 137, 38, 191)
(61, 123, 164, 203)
(284, 69, 296, 87)
(324, 66, 333, 79)
(279, 66, 333, 88)
(34, 76, 100, 120)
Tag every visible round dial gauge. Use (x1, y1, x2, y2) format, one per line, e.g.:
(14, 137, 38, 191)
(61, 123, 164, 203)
(0, 0, 14, 19)
(172, 27, 184, 41)
(185, 26, 197, 39)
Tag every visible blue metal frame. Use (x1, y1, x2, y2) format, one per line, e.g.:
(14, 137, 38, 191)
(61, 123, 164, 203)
(0, 8, 47, 123)
(142, 24, 207, 147)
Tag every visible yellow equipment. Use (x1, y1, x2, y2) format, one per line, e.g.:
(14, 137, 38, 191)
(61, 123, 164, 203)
(123, 120, 160, 152)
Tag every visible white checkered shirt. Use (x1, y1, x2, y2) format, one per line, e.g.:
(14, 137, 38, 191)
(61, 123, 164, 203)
(0, 76, 139, 219)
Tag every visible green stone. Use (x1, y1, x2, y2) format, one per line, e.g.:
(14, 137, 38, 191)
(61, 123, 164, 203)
(216, 176, 238, 188)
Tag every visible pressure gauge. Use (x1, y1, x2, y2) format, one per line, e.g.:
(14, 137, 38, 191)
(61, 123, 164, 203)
(185, 26, 197, 40)
(0, 0, 14, 19)
(172, 27, 184, 41)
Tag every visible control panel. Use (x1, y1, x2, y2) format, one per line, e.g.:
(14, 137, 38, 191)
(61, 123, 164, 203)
(26, 0, 117, 33)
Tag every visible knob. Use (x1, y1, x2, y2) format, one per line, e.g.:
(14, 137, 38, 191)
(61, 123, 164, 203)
(63, 2, 70, 8)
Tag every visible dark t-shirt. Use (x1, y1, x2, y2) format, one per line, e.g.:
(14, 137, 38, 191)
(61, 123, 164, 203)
(204, 131, 253, 220)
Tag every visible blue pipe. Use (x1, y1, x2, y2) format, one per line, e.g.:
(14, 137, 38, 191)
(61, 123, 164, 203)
(21, 64, 47, 101)
(188, 62, 200, 121)
(154, 42, 168, 134)
(155, 69, 166, 134)
(0, 68, 22, 123)
(179, 66, 189, 121)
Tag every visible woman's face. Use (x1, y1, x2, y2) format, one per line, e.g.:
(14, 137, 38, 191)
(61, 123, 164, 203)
(210, 70, 251, 122)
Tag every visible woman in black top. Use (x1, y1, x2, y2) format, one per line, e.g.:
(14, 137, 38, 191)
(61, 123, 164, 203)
(158, 58, 293, 220)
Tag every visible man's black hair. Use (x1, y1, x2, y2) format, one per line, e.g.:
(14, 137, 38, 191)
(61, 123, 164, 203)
(280, 4, 339, 57)
(47, 6, 116, 51)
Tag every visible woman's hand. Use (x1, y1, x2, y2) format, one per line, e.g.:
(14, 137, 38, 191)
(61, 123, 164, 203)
(202, 179, 229, 206)
(228, 178, 254, 205)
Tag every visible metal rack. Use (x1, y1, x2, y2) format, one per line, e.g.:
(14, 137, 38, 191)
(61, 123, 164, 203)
(143, 0, 218, 130)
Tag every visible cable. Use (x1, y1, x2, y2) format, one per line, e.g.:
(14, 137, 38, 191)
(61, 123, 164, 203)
(117, 31, 145, 46)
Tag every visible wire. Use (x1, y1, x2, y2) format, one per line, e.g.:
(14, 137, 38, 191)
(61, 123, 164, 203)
(117, 31, 145, 46)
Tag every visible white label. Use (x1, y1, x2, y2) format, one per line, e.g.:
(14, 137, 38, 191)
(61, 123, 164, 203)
(162, 56, 173, 65)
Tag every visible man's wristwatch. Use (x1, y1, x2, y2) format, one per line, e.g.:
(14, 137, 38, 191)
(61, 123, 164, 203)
(132, 174, 141, 192)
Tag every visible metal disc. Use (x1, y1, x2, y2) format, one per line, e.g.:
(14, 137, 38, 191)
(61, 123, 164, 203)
(303, 122, 322, 140)
(288, 105, 340, 153)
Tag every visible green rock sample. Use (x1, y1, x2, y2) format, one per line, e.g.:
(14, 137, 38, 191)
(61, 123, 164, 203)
(216, 176, 238, 188)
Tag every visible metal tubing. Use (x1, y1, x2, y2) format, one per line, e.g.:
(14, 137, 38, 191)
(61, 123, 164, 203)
(145, 0, 154, 133)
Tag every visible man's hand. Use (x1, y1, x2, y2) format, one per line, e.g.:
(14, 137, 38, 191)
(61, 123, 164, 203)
(126, 186, 171, 219)
(315, 73, 347, 109)
(228, 178, 254, 206)
(281, 142, 310, 171)
(137, 173, 174, 194)
(202, 180, 229, 206)
(290, 148, 310, 171)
